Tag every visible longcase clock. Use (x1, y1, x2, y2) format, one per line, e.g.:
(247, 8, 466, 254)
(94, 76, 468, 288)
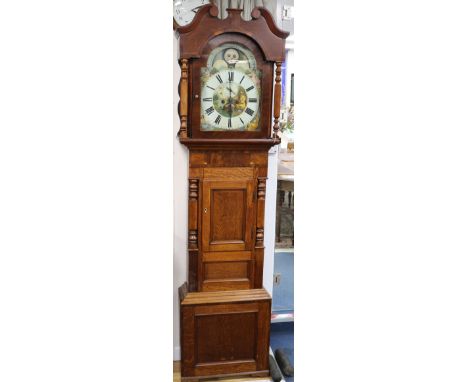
(176, 4, 288, 380)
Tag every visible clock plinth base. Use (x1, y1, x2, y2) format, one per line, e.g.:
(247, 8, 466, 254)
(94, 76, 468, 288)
(181, 370, 270, 382)
(179, 283, 271, 380)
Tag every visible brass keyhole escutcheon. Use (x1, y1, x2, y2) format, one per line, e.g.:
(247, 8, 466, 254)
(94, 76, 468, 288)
(204, 208, 207, 213)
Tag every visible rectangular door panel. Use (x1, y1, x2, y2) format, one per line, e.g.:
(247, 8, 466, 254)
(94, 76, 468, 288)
(195, 312, 257, 364)
(211, 189, 246, 243)
(200, 250, 254, 291)
(202, 260, 251, 291)
(204, 261, 249, 280)
(202, 180, 254, 252)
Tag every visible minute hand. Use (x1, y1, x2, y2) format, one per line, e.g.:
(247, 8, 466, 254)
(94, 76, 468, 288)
(228, 78, 233, 122)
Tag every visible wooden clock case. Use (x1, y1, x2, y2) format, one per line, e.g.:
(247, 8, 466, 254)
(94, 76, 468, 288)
(175, 5, 288, 381)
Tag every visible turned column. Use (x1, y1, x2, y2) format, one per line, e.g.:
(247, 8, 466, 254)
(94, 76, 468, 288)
(273, 61, 282, 140)
(178, 58, 189, 138)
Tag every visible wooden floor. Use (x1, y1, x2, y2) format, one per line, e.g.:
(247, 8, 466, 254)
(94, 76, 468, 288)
(173, 362, 272, 382)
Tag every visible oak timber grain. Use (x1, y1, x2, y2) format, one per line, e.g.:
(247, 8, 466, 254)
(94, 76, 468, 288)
(254, 176, 267, 288)
(204, 261, 249, 280)
(179, 286, 271, 378)
(174, 361, 271, 382)
(201, 280, 251, 292)
(188, 159, 267, 290)
(201, 179, 254, 253)
(272, 62, 282, 139)
(202, 251, 252, 262)
(180, 287, 270, 305)
(178, 59, 189, 139)
(176, 4, 287, 380)
(189, 151, 268, 168)
(203, 167, 253, 179)
(195, 313, 257, 363)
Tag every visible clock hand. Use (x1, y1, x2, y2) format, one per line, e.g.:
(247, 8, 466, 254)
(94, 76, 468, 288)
(228, 75, 233, 123)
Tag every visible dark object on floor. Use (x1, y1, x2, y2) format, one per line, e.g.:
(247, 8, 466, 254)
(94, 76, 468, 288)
(274, 348, 294, 377)
(270, 322, 294, 381)
(269, 354, 283, 382)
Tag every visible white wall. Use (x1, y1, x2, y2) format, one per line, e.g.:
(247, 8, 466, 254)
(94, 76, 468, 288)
(262, 147, 279, 294)
(273, 0, 294, 34)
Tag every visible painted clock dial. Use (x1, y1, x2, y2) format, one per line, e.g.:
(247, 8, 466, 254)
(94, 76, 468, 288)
(200, 43, 262, 131)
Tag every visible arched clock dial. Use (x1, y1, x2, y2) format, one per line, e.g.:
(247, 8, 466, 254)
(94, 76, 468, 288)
(173, 0, 211, 27)
(201, 69, 259, 131)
